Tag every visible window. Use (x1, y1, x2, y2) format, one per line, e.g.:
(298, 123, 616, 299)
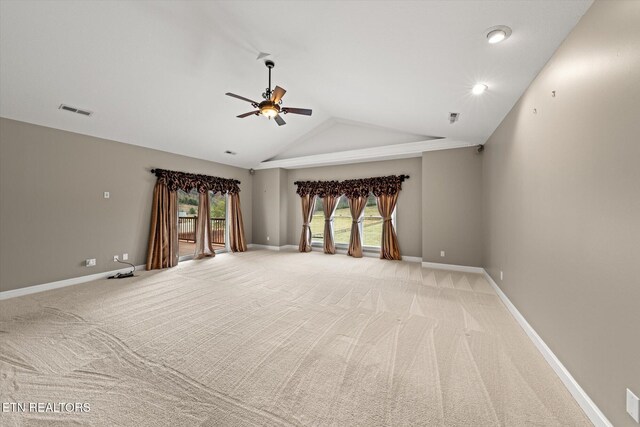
(310, 198, 324, 243)
(177, 189, 199, 257)
(333, 196, 351, 245)
(310, 193, 394, 248)
(362, 193, 393, 248)
(209, 192, 226, 248)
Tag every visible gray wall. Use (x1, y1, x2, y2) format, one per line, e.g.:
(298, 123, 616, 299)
(482, 1, 640, 425)
(284, 158, 423, 258)
(0, 118, 252, 292)
(423, 147, 483, 267)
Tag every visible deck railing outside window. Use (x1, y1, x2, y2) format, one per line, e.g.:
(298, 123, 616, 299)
(178, 217, 225, 244)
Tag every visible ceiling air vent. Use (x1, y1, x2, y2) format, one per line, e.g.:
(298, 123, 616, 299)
(449, 112, 460, 124)
(59, 104, 93, 116)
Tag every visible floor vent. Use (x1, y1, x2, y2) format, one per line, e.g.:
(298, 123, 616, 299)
(59, 104, 93, 116)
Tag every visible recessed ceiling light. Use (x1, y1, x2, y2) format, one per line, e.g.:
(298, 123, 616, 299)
(485, 25, 512, 44)
(472, 83, 488, 95)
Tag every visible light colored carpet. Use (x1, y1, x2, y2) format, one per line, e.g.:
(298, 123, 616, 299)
(0, 249, 590, 426)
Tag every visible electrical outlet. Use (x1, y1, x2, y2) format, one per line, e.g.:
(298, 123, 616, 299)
(103, 191, 110, 199)
(85, 258, 96, 267)
(266, 236, 270, 241)
(122, 253, 128, 261)
(628, 388, 640, 423)
(440, 251, 445, 257)
(500, 271, 504, 280)
(113, 255, 119, 262)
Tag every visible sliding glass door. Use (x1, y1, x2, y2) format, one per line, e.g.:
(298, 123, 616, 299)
(177, 190, 228, 260)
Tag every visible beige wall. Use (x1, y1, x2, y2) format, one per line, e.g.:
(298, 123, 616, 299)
(482, 1, 640, 425)
(251, 168, 288, 247)
(0, 118, 252, 292)
(423, 147, 483, 267)
(284, 158, 423, 258)
(278, 169, 289, 246)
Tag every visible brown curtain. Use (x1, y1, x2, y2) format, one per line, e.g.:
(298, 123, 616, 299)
(194, 191, 215, 259)
(146, 181, 179, 270)
(347, 195, 367, 258)
(298, 194, 317, 252)
(228, 192, 247, 252)
(322, 195, 339, 254)
(377, 193, 401, 260)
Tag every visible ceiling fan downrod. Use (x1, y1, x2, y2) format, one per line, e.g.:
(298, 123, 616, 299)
(263, 60, 275, 101)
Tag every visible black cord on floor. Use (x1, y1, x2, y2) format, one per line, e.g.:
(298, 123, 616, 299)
(108, 258, 136, 279)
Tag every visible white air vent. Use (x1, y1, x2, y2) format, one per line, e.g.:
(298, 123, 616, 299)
(59, 104, 93, 116)
(449, 112, 460, 124)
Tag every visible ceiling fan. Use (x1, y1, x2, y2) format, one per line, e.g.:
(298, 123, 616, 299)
(225, 60, 312, 126)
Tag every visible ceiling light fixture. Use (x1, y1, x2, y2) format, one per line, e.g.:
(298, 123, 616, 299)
(260, 102, 280, 118)
(472, 83, 488, 95)
(485, 25, 512, 44)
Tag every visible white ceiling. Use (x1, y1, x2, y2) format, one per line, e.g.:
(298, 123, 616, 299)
(0, 0, 592, 169)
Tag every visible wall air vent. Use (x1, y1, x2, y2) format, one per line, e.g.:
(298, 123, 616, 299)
(449, 112, 460, 124)
(59, 104, 93, 116)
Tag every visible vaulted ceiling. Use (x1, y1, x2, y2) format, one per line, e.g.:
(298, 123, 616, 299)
(0, 0, 592, 169)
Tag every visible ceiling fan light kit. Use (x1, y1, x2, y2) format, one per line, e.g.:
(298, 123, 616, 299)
(225, 60, 312, 126)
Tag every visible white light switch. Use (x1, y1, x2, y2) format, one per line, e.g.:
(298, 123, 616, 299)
(104, 192, 110, 199)
(500, 271, 504, 280)
(628, 388, 640, 423)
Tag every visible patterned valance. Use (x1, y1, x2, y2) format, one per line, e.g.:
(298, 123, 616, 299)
(151, 168, 241, 194)
(294, 175, 409, 198)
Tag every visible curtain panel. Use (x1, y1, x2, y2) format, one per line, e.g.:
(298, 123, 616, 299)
(346, 195, 367, 258)
(194, 191, 216, 259)
(146, 182, 179, 270)
(298, 194, 317, 252)
(376, 193, 401, 260)
(322, 195, 340, 254)
(228, 193, 247, 252)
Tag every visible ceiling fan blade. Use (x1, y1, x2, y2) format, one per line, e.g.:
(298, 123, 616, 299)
(274, 115, 286, 126)
(282, 107, 312, 116)
(236, 110, 260, 118)
(271, 86, 286, 103)
(226, 92, 258, 105)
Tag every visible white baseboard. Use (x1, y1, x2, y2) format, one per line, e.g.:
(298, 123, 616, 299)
(483, 270, 612, 427)
(0, 264, 146, 301)
(422, 261, 484, 273)
(279, 244, 421, 263)
(247, 244, 282, 251)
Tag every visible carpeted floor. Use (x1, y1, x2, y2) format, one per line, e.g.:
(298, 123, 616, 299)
(0, 249, 590, 426)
